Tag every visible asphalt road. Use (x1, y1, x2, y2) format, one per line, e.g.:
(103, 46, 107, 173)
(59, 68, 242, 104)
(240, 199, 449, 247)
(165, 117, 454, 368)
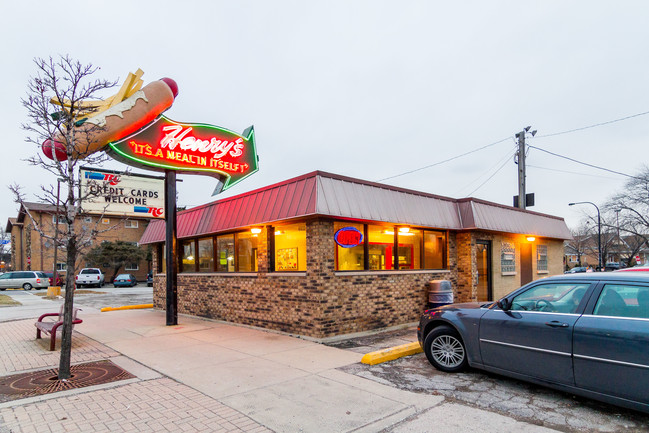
(327, 327, 649, 433)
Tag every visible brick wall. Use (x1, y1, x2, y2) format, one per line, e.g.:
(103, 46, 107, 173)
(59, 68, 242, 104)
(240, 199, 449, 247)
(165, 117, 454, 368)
(153, 219, 457, 339)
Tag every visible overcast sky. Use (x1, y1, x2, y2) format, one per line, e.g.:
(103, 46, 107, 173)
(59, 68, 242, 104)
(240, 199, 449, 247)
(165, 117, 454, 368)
(2, 1, 648, 232)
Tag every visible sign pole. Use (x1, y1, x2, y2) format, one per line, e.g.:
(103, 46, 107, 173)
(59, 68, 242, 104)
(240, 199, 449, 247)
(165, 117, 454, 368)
(164, 169, 178, 326)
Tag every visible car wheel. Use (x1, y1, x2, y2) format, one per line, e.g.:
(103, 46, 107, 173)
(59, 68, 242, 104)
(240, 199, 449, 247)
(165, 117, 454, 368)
(423, 325, 467, 373)
(23, 283, 33, 291)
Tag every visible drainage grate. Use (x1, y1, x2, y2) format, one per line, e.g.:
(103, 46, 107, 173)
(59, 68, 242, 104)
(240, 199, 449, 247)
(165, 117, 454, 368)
(0, 360, 135, 403)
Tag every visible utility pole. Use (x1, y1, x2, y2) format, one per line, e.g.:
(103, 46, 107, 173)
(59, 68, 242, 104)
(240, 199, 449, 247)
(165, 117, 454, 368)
(515, 129, 526, 209)
(514, 126, 537, 209)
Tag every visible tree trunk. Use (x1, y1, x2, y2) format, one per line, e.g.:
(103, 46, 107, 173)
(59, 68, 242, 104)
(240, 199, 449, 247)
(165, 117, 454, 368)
(58, 238, 77, 380)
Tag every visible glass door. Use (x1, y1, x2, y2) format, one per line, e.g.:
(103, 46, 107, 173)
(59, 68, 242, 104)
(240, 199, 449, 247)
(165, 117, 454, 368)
(476, 241, 492, 301)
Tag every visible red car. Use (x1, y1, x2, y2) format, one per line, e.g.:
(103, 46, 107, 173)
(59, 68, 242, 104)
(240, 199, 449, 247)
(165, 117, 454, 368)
(615, 265, 649, 272)
(45, 273, 64, 286)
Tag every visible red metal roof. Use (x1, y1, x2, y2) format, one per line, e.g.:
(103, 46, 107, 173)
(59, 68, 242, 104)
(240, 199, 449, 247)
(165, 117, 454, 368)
(140, 170, 572, 244)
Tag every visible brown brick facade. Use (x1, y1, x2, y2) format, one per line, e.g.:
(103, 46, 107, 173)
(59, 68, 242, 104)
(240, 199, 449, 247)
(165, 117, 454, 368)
(153, 219, 460, 339)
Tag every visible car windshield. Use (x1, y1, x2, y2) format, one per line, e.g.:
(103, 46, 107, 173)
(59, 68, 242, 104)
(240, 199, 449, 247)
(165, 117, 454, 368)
(81, 269, 99, 274)
(511, 283, 590, 313)
(116, 274, 130, 279)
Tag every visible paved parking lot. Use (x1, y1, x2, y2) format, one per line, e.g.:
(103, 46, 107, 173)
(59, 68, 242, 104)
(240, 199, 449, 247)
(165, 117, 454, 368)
(327, 327, 649, 433)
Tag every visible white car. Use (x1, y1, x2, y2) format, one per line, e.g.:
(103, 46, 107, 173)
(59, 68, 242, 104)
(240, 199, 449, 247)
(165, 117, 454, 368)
(75, 268, 105, 288)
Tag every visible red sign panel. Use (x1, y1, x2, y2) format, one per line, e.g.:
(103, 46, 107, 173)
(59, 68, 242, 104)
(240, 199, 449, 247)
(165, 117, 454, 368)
(335, 227, 363, 248)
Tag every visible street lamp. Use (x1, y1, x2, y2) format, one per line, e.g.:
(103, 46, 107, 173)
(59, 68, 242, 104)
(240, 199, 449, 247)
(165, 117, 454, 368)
(569, 201, 602, 271)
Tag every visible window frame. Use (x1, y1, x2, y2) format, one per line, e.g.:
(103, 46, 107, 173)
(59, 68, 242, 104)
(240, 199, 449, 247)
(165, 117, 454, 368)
(537, 245, 548, 272)
(334, 221, 448, 272)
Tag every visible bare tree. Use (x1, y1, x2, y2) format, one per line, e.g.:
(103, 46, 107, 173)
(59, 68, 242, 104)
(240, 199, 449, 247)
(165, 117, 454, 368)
(12, 56, 117, 380)
(605, 166, 649, 265)
(566, 222, 591, 267)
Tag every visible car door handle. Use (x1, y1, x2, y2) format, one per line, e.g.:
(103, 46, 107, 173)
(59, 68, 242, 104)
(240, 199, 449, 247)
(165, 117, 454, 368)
(545, 321, 569, 328)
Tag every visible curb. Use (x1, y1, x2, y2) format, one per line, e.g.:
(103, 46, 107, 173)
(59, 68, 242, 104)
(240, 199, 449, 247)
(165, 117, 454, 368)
(361, 341, 423, 365)
(100, 304, 154, 312)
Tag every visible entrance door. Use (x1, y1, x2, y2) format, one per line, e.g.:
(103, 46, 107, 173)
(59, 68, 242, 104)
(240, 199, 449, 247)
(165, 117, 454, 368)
(520, 242, 533, 285)
(476, 241, 492, 302)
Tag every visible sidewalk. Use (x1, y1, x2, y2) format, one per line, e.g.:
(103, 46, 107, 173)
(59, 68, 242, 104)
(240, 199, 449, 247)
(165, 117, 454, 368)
(0, 306, 559, 432)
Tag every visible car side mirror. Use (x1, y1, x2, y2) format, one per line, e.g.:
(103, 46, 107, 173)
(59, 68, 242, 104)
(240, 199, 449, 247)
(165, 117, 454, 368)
(497, 298, 511, 311)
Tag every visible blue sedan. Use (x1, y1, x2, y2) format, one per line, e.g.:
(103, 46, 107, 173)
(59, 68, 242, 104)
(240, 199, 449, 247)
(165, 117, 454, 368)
(418, 273, 649, 414)
(113, 274, 137, 287)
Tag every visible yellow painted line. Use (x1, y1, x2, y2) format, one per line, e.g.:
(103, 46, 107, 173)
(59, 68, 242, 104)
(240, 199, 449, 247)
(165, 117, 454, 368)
(100, 304, 153, 312)
(361, 341, 423, 365)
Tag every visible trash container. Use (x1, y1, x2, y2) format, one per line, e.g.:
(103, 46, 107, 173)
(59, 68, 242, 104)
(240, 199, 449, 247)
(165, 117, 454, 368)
(427, 280, 453, 309)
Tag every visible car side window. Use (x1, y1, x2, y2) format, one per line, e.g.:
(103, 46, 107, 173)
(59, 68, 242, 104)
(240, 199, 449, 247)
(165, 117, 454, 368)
(593, 284, 649, 319)
(510, 283, 590, 313)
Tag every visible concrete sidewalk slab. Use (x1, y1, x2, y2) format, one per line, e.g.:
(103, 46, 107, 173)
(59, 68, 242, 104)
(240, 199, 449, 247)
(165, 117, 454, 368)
(388, 402, 559, 432)
(220, 374, 422, 433)
(179, 356, 312, 399)
(261, 343, 362, 373)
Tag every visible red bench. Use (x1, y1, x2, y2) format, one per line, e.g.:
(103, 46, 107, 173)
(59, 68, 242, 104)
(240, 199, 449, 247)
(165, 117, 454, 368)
(35, 306, 83, 351)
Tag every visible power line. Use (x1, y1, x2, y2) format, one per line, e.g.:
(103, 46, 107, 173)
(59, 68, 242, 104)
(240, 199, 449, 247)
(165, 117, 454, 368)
(527, 164, 621, 180)
(465, 148, 517, 197)
(455, 145, 518, 196)
(527, 145, 639, 179)
(537, 110, 649, 138)
(376, 136, 512, 182)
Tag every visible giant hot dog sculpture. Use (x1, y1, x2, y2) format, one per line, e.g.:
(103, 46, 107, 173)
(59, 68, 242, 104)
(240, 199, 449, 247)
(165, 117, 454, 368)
(43, 70, 178, 161)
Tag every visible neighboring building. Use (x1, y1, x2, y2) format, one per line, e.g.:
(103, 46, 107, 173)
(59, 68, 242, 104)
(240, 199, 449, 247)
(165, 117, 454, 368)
(141, 171, 572, 339)
(6, 202, 151, 282)
(565, 233, 649, 269)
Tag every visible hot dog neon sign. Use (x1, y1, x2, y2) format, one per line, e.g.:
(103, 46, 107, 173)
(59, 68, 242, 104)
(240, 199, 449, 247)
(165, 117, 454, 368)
(107, 115, 258, 194)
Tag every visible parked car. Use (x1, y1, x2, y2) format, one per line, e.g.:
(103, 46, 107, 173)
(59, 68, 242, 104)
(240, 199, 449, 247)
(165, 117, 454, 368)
(564, 266, 588, 274)
(146, 271, 153, 287)
(0, 271, 49, 290)
(418, 273, 649, 414)
(604, 262, 622, 271)
(44, 272, 64, 286)
(75, 268, 105, 288)
(113, 273, 137, 287)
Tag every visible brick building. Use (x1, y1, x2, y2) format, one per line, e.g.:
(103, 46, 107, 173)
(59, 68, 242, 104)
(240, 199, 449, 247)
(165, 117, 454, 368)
(141, 171, 571, 339)
(6, 202, 152, 282)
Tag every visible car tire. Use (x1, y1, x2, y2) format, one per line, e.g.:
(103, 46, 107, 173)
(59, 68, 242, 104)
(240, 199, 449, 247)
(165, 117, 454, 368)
(423, 325, 468, 373)
(23, 283, 33, 291)
(0, 288, 5, 291)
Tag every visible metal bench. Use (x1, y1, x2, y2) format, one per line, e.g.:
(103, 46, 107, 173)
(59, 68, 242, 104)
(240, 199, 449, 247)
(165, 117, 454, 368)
(35, 306, 83, 351)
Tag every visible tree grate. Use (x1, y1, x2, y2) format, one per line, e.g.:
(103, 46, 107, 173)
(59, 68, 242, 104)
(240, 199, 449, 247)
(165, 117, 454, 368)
(0, 360, 135, 403)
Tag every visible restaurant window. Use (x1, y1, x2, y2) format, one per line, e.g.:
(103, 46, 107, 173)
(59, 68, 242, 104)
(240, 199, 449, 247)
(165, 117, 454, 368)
(198, 237, 214, 272)
(537, 245, 548, 272)
(236, 232, 258, 272)
(217, 235, 235, 272)
(397, 228, 421, 269)
(424, 230, 446, 269)
(274, 223, 306, 271)
(181, 240, 195, 272)
(368, 225, 395, 270)
(501, 241, 516, 273)
(335, 222, 364, 271)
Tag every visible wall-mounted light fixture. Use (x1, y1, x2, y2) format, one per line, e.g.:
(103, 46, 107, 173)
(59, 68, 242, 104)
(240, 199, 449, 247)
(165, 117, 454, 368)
(526, 236, 536, 242)
(398, 227, 410, 233)
(251, 227, 262, 234)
